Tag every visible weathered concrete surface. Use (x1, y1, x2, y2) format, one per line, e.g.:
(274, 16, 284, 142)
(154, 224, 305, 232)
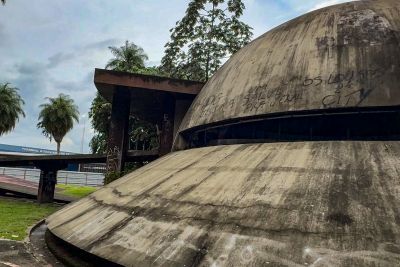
(47, 141, 400, 266)
(178, 0, 400, 134)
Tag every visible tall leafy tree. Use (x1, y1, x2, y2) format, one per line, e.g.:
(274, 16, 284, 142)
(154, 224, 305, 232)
(89, 92, 111, 154)
(37, 94, 79, 154)
(90, 41, 160, 154)
(161, 0, 253, 82)
(0, 83, 25, 136)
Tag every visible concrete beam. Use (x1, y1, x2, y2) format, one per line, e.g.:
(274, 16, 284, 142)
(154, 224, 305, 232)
(94, 69, 204, 103)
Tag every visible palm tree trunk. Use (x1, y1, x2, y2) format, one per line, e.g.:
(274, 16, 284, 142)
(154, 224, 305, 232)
(57, 142, 61, 155)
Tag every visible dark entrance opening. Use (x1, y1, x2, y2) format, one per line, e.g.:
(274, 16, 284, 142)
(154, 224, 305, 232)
(182, 107, 400, 148)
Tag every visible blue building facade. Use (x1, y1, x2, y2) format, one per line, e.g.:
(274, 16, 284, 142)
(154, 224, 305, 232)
(0, 143, 74, 155)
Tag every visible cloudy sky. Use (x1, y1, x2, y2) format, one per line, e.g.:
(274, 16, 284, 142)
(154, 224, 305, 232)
(0, 0, 348, 153)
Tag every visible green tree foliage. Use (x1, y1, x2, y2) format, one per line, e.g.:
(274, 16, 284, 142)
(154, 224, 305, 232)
(0, 83, 25, 136)
(90, 41, 160, 154)
(89, 93, 159, 154)
(106, 41, 149, 73)
(130, 117, 159, 151)
(88, 92, 111, 154)
(161, 0, 253, 82)
(37, 94, 79, 154)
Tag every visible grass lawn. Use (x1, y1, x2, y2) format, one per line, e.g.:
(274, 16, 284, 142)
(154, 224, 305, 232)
(56, 184, 97, 198)
(0, 197, 60, 241)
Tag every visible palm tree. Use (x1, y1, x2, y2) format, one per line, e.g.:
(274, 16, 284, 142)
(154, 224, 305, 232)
(37, 94, 79, 154)
(89, 41, 155, 153)
(0, 83, 25, 136)
(105, 41, 148, 72)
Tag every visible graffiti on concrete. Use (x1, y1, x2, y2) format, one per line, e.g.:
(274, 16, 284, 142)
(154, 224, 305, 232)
(191, 68, 383, 119)
(322, 87, 374, 108)
(242, 84, 304, 112)
(106, 146, 120, 173)
(303, 68, 383, 90)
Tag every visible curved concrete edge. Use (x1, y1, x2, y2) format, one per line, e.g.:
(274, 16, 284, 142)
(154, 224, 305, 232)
(24, 219, 52, 266)
(28, 218, 70, 267)
(25, 218, 45, 243)
(27, 218, 109, 267)
(45, 228, 122, 267)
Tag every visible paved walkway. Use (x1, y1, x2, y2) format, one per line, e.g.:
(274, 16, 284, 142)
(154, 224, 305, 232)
(0, 175, 76, 203)
(0, 221, 66, 267)
(29, 222, 65, 267)
(0, 239, 45, 267)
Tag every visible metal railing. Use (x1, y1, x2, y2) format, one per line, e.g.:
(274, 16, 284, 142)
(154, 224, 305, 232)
(0, 167, 104, 187)
(57, 171, 104, 187)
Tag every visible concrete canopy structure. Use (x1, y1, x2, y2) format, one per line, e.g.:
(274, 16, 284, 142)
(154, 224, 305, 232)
(94, 69, 204, 173)
(94, 68, 203, 126)
(47, 1, 400, 266)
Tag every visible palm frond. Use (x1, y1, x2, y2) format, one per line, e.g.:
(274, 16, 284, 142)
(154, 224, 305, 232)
(0, 83, 25, 135)
(105, 40, 149, 72)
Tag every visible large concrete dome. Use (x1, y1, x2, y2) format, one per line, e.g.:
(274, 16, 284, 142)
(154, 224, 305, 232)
(48, 142, 400, 266)
(177, 0, 400, 134)
(46, 1, 400, 266)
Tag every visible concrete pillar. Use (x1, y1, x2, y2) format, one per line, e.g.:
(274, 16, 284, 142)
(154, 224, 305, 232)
(36, 161, 66, 203)
(159, 94, 175, 156)
(106, 87, 131, 174)
(37, 169, 57, 203)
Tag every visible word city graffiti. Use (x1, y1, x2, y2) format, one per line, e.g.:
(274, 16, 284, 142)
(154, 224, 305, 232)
(322, 87, 374, 108)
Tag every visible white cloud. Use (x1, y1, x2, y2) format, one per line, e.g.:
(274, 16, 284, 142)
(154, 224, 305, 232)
(309, 0, 350, 12)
